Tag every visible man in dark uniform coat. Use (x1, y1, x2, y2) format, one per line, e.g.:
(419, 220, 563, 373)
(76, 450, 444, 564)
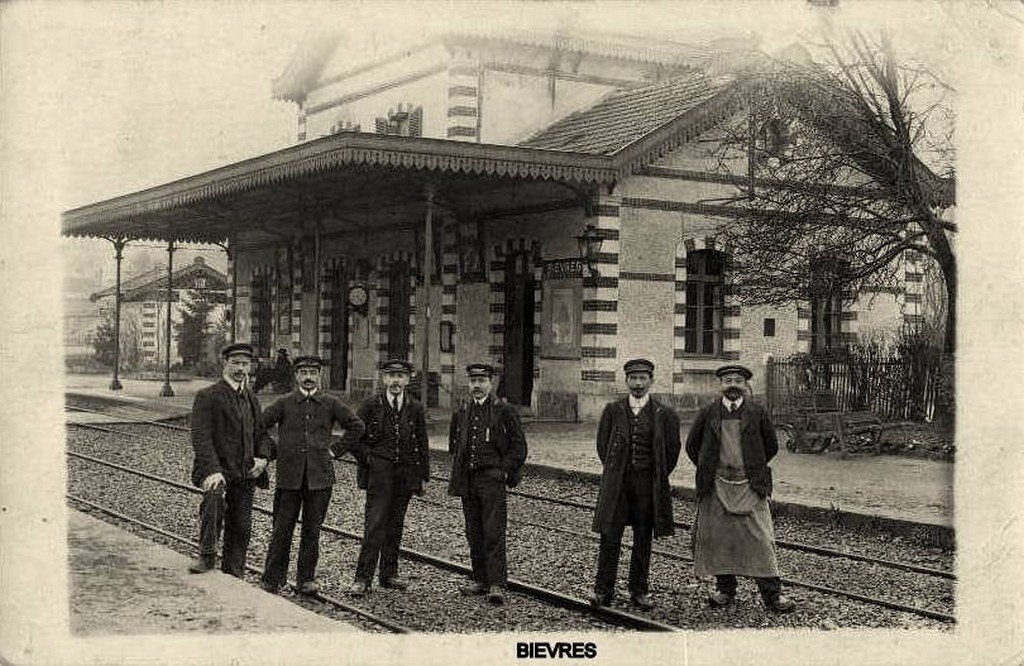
(349, 358, 429, 597)
(685, 364, 795, 613)
(448, 363, 528, 605)
(259, 354, 364, 594)
(590, 358, 681, 609)
(189, 342, 271, 576)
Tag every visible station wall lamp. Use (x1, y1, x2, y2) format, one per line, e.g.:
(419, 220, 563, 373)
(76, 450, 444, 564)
(575, 224, 604, 278)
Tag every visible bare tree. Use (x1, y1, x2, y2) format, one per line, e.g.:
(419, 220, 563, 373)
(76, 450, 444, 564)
(705, 30, 956, 353)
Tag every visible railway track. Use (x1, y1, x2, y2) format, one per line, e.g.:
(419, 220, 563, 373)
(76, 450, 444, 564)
(67, 417, 955, 625)
(67, 446, 675, 633)
(65, 409, 956, 580)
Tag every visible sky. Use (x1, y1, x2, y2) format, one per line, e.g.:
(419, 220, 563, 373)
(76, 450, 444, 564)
(2, 0, 1021, 285)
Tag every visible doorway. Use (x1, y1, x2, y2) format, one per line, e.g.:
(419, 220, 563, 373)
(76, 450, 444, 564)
(502, 250, 535, 405)
(325, 260, 350, 390)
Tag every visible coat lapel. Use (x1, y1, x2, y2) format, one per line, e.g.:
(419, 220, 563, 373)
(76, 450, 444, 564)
(709, 402, 723, 439)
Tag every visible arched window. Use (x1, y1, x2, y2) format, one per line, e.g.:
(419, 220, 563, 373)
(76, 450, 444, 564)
(683, 249, 725, 355)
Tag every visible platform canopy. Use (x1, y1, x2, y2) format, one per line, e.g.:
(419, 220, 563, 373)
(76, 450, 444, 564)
(60, 132, 631, 245)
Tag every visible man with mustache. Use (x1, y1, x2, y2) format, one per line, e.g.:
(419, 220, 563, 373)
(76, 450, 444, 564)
(590, 358, 681, 610)
(685, 364, 796, 613)
(189, 342, 271, 576)
(259, 354, 365, 595)
(448, 363, 528, 605)
(349, 358, 429, 597)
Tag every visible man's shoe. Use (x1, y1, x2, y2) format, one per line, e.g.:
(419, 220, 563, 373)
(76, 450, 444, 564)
(349, 579, 370, 597)
(487, 585, 506, 605)
(631, 592, 654, 610)
(460, 581, 487, 596)
(708, 591, 735, 607)
(260, 580, 281, 594)
(588, 591, 612, 607)
(380, 575, 409, 590)
(298, 581, 319, 596)
(764, 594, 796, 614)
(188, 555, 215, 574)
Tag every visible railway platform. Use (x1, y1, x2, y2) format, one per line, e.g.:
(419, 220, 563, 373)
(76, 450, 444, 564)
(65, 375, 953, 532)
(68, 509, 360, 635)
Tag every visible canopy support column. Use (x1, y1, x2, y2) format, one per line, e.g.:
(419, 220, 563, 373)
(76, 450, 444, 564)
(420, 186, 435, 407)
(160, 240, 176, 397)
(108, 237, 127, 391)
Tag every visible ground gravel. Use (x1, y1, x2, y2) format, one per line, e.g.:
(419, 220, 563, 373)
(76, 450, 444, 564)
(67, 423, 954, 631)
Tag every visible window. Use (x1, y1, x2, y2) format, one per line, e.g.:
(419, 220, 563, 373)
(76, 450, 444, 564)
(763, 318, 776, 337)
(683, 250, 725, 355)
(809, 256, 848, 354)
(194, 277, 207, 289)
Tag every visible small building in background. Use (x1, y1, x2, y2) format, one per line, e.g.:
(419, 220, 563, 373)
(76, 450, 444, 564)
(89, 257, 228, 370)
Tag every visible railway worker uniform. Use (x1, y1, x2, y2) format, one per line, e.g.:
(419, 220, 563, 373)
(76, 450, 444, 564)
(349, 358, 430, 597)
(260, 355, 365, 595)
(189, 342, 271, 577)
(685, 364, 796, 613)
(590, 358, 681, 610)
(448, 363, 528, 605)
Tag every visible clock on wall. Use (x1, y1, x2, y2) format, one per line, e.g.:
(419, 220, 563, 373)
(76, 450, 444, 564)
(347, 284, 369, 315)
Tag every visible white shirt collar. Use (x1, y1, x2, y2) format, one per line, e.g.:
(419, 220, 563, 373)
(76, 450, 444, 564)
(628, 393, 650, 413)
(389, 392, 404, 408)
(721, 396, 745, 411)
(474, 395, 489, 406)
(224, 377, 242, 392)
(300, 388, 318, 398)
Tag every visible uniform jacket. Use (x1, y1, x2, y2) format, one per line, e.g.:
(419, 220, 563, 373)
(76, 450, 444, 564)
(684, 400, 779, 499)
(593, 396, 681, 537)
(261, 390, 365, 491)
(190, 379, 271, 489)
(355, 393, 430, 490)
(447, 396, 527, 497)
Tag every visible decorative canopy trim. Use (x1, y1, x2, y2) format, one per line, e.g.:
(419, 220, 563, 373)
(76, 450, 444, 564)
(62, 133, 617, 240)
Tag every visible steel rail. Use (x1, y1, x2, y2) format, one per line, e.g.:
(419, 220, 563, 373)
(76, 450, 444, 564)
(65, 411, 956, 581)
(66, 492, 412, 634)
(66, 449, 675, 632)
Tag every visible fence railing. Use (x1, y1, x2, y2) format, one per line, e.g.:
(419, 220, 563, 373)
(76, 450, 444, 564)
(766, 353, 946, 422)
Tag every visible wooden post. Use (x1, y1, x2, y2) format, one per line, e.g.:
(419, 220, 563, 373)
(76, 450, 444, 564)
(109, 237, 126, 391)
(421, 186, 435, 407)
(765, 354, 774, 416)
(160, 240, 176, 397)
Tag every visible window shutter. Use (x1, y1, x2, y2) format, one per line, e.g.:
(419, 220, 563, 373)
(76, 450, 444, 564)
(375, 117, 389, 134)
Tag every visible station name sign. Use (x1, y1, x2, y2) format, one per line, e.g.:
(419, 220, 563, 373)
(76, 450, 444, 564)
(543, 258, 585, 280)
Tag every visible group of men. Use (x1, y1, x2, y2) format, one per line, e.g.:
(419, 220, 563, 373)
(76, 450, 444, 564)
(189, 341, 793, 614)
(188, 343, 526, 604)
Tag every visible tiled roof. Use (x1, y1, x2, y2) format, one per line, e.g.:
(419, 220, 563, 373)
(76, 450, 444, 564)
(520, 72, 733, 155)
(90, 260, 225, 301)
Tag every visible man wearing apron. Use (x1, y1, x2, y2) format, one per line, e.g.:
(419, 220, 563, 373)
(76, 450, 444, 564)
(685, 364, 796, 613)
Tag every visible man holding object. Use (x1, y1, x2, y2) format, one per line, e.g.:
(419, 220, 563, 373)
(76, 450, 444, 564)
(189, 342, 270, 577)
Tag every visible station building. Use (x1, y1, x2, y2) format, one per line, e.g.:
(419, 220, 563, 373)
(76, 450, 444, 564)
(62, 30, 935, 419)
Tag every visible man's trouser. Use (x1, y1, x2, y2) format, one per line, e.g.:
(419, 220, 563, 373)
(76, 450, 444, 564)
(198, 481, 255, 577)
(594, 468, 654, 596)
(354, 457, 417, 583)
(461, 467, 508, 587)
(262, 480, 333, 587)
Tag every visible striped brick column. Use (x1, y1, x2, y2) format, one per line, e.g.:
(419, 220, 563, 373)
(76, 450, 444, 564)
(317, 259, 337, 378)
(291, 242, 303, 353)
(374, 255, 391, 362)
(488, 249, 505, 368)
(581, 196, 621, 387)
(719, 238, 742, 362)
(439, 227, 459, 397)
(902, 251, 925, 331)
(447, 61, 479, 142)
